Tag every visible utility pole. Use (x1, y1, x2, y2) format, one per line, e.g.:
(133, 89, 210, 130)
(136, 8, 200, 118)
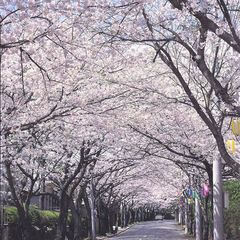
(0, 160, 3, 237)
(179, 206, 182, 225)
(184, 198, 188, 234)
(195, 196, 202, 240)
(213, 157, 224, 240)
(89, 171, 96, 240)
(195, 175, 202, 240)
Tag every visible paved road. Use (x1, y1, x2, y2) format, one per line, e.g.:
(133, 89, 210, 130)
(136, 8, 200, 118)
(109, 220, 190, 240)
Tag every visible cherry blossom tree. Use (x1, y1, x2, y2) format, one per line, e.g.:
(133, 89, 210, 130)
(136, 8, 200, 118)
(1, 2, 240, 240)
(90, 0, 240, 175)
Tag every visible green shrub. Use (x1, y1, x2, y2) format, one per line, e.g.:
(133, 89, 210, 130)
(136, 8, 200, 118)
(4, 206, 19, 223)
(224, 181, 240, 240)
(4, 206, 59, 227)
(29, 206, 42, 225)
(39, 210, 59, 227)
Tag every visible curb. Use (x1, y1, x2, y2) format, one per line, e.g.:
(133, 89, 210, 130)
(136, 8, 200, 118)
(102, 223, 137, 239)
(175, 223, 195, 240)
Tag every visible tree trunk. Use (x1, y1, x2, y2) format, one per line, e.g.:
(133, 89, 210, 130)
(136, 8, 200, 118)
(83, 194, 92, 239)
(69, 197, 84, 240)
(108, 208, 114, 234)
(17, 206, 33, 240)
(104, 206, 110, 234)
(5, 163, 33, 240)
(98, 202, 108, 235)
(56, 192, 69, 240)
(115, 210, 119, 233)
(202, 196, 210, 240)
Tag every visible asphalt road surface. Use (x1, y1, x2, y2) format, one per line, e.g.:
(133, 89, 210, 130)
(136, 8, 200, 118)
(109, 220, 190, 240)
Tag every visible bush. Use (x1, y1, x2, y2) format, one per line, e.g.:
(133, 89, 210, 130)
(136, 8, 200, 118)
(224, 180, 240, 240)
(29, 206, 42, 225)
(4, 206, 59, 227)
(4, 206, 19, 223)
(39, 210, 59, 227)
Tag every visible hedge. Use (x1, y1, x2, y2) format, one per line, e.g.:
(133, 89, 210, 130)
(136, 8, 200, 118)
(224, 180, 240, 240)
(4, 206, 59, 227)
